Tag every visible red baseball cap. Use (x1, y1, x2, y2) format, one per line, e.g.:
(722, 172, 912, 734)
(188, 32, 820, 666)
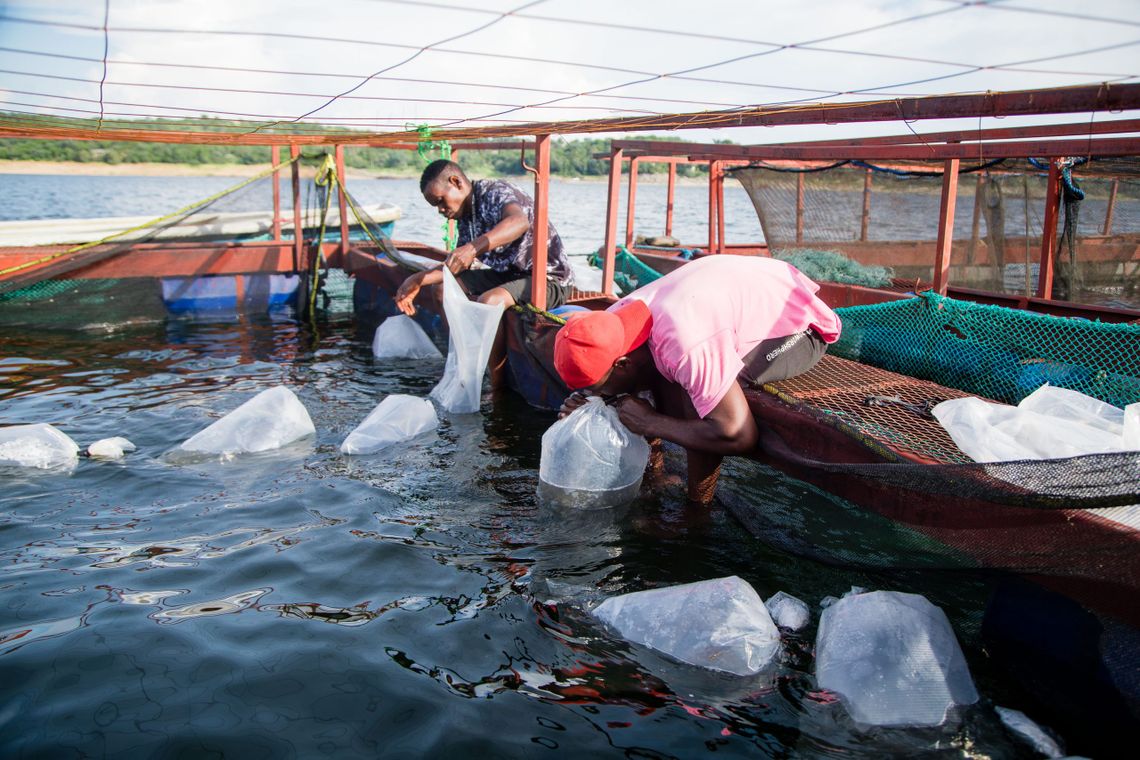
(553, 299, 653, 390)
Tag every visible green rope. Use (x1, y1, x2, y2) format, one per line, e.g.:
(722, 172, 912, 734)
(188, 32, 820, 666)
(410, 123, 457, 251)
(512, 301, 567, 325)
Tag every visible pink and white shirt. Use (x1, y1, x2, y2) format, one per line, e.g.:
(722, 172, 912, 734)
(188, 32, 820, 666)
(612, 255, 841, 418)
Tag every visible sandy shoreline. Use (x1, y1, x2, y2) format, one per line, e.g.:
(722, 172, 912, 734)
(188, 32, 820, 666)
(0, 160, 708, 184)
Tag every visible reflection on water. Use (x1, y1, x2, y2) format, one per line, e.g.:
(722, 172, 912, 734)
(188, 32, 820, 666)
(0, 312, 1075, 757)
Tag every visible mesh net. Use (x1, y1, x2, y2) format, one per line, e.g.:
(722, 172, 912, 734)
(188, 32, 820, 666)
(587, 246, 666, 296)
(831, 291, 1140, 407)
(728, 158, 1140, 309)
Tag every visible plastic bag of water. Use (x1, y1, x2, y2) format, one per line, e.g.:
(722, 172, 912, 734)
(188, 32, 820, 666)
(341, 394, 437, 454)
(593, 576, 781, 676)
(538, 397, 649, 509)
(815, 590, 979, 727)
(372, 315, 441, 360)
(0, 423, 80, 470)
(179, 386, 315, 456)
(430, 268, 504, 413)
(765, 590, 810, 631)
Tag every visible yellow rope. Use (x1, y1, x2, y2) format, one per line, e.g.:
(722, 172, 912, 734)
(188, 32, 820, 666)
(513, 301, 567, 324)
(0, 154, 302, 279)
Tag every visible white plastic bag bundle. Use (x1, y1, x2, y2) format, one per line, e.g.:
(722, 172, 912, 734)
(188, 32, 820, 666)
(933, 384, 1139, 462)
(371, 315, 441, 360)
(765, 590, 810, 631)
(179, 385, 315, 456)
(87, 436, 136, 460)
(593, 576, 781, 676)
(815, 590, 979, 727)
(430, 268, 505, 413)
(341, 394, 437, 454)
(538, 397, 650, 509)
(0, 423, 80, 470)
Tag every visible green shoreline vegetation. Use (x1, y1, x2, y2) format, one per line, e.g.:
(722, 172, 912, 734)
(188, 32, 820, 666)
(0, 126, 715, 180)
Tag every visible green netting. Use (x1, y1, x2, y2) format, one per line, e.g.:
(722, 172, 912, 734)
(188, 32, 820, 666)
(587, 246, 663, 295)
(832, 292, 1140, 406)
(772, 248, 892, 288)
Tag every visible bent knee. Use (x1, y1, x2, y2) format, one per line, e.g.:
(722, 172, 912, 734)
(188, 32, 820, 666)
(478, 287, 515, 307)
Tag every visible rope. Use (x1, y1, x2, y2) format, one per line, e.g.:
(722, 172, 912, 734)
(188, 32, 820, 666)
(513, 301, 566, 324)
(0, 154, 302, 280)
(411, 124, 458, 251)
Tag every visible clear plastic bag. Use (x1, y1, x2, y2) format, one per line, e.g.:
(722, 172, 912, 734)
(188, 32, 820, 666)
(815, 590, 979, 727)
(371, 315, 442, 360)
(593, 576, 781, 676)
(538, 397, 650, 509)
(430, 268, 504, 413)
(179, 385, 315, 456)
(0, 423, 80, 471)
(933, 384, 1137, 462)
(765, 590, 810, 631)
(341, 394, 437, 454)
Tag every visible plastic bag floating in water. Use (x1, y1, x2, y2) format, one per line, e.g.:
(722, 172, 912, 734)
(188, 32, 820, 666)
(371, 315, 441, 360)
(0, 423, 80, 471)
(87, 436, 136, 460)
(765, 590, 810, 631)
(593, 576, 781, 676)
(538, 397, 649, 509)
(179, 386, 315, 457)
(341, 394, 437, 455)
(815, 590, 978, 727)
(430, 268, 504, 413)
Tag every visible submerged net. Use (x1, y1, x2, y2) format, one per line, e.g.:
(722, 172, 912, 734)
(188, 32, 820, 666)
(728, 157, 1140, 309)
(831, 291, 1140, 407)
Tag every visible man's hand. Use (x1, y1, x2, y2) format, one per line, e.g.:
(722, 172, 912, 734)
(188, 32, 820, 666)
(558, 390, 593, 418)
(394, 272, 424, 316)
(444, 243, 478, 275)
(615, 395, 657, 436)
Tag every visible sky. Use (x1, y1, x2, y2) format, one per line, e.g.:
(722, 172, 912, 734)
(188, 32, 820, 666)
(0, 0, 1137, 145)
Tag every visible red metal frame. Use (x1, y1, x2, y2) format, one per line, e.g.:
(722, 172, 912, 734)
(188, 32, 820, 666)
(335, 145, 350, 259)
(530, 134, 551, 312)
(1037, 160, 1062, 299)
(932, 158, 960, 295)
(601, 146, 623, 297)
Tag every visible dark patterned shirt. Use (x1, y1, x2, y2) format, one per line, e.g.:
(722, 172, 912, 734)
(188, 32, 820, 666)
(457, 179, 574, 286)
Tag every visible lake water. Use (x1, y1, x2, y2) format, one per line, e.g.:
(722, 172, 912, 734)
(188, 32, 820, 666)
(0, 172, 1120, 757)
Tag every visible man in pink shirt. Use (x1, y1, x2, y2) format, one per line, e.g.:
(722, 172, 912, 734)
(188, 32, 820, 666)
(553, 255, 841, 505)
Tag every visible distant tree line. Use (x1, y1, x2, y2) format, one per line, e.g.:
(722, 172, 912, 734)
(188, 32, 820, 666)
(0, 115, 713, 178)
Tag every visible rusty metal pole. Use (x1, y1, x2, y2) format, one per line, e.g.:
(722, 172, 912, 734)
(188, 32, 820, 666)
(932, 158, 960, 294)
(1037, 159, 1062, 299)
(530, 134, 551, 312)
(860, 169, 872, 242)
(290, 144, 303, 273)
(601, 148, 623, 297)
(707, 161, 717, 254)
(1103, 178, 1118, 235)
(716, 162, 726, 254)
(270, 146, 282, 242)
(625, 157, 639, 248)
(335, 145, 350, 259)
(665, 161, 676, 238)
(795, 172, 805, 244)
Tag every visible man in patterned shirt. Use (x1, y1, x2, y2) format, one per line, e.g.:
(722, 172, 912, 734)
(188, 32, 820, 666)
(395, 160, 575, 386)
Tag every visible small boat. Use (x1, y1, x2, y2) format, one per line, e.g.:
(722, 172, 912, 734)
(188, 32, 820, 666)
(0, 203, 401, 247)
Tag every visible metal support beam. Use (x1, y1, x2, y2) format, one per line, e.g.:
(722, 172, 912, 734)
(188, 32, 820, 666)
(625, 157, 639, 248)
(335, 145, 350, 258)
(290, 144, 303, 273)
(271, 145, 282, 242)
(530, 134, 551, 312)
(707, 161, 717, 254)
(602, 148, 622, 297)
(665, 162, 676, 238)
(716, 163, 726, 254)
(1037, 160, 1062, 299)
(932, 158, 960, 294)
